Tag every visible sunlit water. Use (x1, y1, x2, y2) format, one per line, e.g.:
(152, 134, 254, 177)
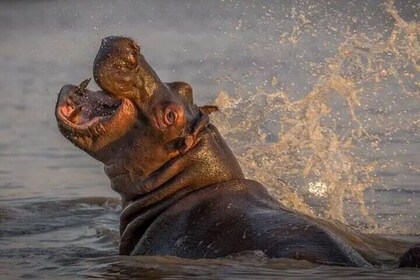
(0, 0, 419, 279)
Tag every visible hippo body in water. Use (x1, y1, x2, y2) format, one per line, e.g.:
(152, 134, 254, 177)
(55, 36, 419, 268)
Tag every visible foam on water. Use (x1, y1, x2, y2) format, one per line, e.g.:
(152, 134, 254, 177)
(211, 0, 419, 232)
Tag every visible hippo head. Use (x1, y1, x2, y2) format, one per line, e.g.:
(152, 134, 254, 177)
(55, 37, 217, 190)
(93, 36, 160, 106)
(55, 80, 137, 162)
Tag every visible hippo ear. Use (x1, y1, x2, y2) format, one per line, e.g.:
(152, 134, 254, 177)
(199, 105, 218, 115)
(166, 82, 193, 104)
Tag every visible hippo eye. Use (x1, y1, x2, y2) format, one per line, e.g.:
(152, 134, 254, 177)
(164, 110, 177, 125)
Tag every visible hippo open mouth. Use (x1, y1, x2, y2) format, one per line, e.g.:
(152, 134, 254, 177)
(55, 79, 137, 153)
(57, 85, 120, 129)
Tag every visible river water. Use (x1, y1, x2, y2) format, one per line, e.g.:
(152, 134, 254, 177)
(0, 0, 419, 279)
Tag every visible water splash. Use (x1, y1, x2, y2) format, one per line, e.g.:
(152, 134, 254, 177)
(212, 0, 419, 231)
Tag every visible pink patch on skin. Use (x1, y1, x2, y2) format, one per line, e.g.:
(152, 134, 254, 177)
(60, 105, 74, 118)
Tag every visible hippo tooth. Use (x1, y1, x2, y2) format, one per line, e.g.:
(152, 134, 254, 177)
(98, 123, 107, 133)
(79, 78, 91, 90)
(82, 135, 91, 145)
(84, 129, 92, 138)
(94, 125, 101, 136)
(89, 126, 98, 137)
(93, 126, 100, 136)
(96, 124, 103, 134)
(88, 127, 95, 137)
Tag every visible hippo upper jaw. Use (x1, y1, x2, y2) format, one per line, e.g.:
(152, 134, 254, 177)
(93, 36, 166, 108)
(55, 84, 137, 160)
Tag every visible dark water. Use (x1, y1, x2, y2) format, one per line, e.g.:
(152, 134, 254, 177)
(0, 0, 419, 279)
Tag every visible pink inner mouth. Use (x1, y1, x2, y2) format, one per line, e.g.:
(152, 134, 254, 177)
(58, 89, 121, 127)
(60, 104, 75, 119)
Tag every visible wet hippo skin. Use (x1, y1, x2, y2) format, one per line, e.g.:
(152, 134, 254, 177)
(55, 36, 419, 268)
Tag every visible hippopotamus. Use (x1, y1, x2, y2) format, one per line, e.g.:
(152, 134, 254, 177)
(55, 36, 419, 268)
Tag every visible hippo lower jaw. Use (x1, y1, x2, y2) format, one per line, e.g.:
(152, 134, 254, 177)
(55, 84, 136, 154)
